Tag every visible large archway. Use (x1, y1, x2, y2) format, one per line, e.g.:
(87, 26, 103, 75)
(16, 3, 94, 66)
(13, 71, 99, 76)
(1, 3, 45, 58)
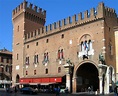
(76, 63, 99, 92)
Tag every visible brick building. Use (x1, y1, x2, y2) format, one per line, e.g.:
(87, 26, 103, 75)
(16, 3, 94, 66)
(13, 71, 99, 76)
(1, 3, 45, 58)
(0, 48, 12, 88)
(12, 0, 118, 94)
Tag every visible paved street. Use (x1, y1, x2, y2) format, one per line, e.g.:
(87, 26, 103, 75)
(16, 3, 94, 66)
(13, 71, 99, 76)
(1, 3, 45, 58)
(0, 90, 115, 96)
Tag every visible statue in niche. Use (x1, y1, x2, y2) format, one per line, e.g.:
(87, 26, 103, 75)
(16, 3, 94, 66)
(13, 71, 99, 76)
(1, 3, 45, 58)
(99, 53, 105, 64)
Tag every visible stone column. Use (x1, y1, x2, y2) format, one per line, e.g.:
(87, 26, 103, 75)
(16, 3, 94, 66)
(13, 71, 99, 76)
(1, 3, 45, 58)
(98, 64, 107, 94)
(99, 76, 103, 94)
(66, 73, 71, 92)
(72, 77, 77, 93)
(64, 59, 73, 93)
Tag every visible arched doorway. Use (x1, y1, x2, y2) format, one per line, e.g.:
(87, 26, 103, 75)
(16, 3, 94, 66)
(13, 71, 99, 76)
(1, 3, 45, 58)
(76, 63, 99, 92)
(16, 74, 20, 83)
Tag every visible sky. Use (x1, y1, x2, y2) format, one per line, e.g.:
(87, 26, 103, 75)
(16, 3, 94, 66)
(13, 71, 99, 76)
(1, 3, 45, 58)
(0, 0, 118, 52)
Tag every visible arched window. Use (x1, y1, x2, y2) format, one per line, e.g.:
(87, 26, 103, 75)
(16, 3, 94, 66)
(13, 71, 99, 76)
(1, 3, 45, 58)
(57, 48, 64, 60)
(58, 67, 61, 73)
(34, 54, 38, 64)
(26, 56, 29, 65)
(61, 49, 64, 59)
(58, 50, 60, 59)
(44, 52, 48, 62)
(26, 71, 28, 75)
(34, 70, 36, 75)
(45, 68, 48, 74)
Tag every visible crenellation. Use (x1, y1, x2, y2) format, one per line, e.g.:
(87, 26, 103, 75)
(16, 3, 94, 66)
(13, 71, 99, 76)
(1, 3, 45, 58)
(97, 2, 105, 17)
(42, 10, 46, 18)
(21, 3, 23, 9)
(34, 6, 37, 12)
(72, 14, 77, 23)
(51, 23, 55, 30)
(57, 20, 61, 28)
(38, 8, 42, 13)
(24, 2, 118, 42)
(66, 16, 71, 24)
(78, 12, 82, 21)
(90, 8, 95, 17)
(84, 10, 88, 19)
(62, 19, 65, 26)
(23, 1, 28, 9)
(40, 27, 44, 34)
(15, 7, 17, 13)
(47, 24, 51, 31)
(44, 26, 47, 32)
(18, 5, 20, 11)
(12, 0, 46, 24)
(29, 3, 33, 9)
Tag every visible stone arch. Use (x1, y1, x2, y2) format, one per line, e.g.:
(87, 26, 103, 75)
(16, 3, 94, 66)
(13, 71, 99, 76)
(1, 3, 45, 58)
(73, 60, 98, 78)
(78, 34, 92, 44)
(73, 60, 99, 92)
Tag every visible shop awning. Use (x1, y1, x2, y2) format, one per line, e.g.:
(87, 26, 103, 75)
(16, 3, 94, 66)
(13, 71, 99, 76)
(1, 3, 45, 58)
(19, 77, 62, 84)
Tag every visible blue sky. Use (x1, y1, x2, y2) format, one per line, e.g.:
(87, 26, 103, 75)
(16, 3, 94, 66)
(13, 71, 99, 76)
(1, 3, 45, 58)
(0, 0, 117, 52)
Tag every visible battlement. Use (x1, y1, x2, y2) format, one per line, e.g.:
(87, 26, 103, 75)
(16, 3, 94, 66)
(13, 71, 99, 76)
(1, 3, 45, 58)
(12, 0, 46, 19)
(24, 2, 117, 43)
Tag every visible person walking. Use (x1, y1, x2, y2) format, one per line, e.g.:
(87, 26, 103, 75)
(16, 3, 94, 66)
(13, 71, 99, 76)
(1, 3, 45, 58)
(55, 86, 60, 96)
(14, 86, 17, 93)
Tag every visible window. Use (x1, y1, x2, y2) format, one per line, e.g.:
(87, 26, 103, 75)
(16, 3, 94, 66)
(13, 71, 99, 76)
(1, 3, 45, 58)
(31, 32, 33, 37)
(26, 57, 29, 65)
(34, 70, 36, 75)
(17, 26, 19, 32)
(58, 67, 61, 73)
(17, 54, 19, 60)
(80, 40, 92, 52)
(58, 49, 64, 60)
(34, 55, 38, 64)
(28, 33, 30, 38)
(61, 34, 64, 38)
(44, 52, 48, 62)
(34, 30, 37, 36)
(46, 39, 49, 43)
(45, 68, 48, 74)
(5, 65, 9, 72)
(26, 71, 28, 75)
(36, 42, 38, 46)
(27, 45, 29, 48)
(78, 39, 94, 58)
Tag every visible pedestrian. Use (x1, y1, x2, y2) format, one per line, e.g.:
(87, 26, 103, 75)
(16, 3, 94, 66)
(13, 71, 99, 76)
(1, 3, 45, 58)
(14, 86, 17, 93)
(114, 86, 118, 96)
(55, 86, 60, 96)
(88, 86, 91, 93)
(65, 87, 68, 93)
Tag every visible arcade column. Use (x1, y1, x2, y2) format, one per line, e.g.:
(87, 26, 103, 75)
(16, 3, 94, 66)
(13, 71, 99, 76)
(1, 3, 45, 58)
(64, 59, 73, 92)
(98, 64, 107, 94)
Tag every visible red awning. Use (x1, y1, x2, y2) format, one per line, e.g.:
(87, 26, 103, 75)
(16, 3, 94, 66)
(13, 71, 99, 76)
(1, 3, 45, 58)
(19, 77, 62, 84)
